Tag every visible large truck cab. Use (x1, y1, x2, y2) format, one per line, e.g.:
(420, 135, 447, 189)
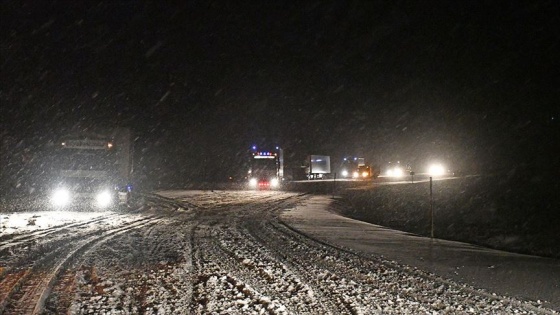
(48, 128, 133, 209)
(247, 146, 283, 190)
(339, 157, 374, 179)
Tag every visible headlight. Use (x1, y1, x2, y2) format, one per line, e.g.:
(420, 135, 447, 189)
(352, 171, 359, 178)
(362, 171, 369, 178)
(249, 178, 258, 187)
(96, 190, 113, 208)
(51, 188, 70, 207)
(341, 170, 348, 177)
(270, 178, 279, 187)
(387, 167, 403, 177)
(428, 164, 445, 176)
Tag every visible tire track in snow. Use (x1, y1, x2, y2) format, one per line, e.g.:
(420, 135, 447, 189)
(0, 213, 121, 252)
(243, 221, 362, 314)
(66, 215, 195, 314)
(216, 224, 342, 314)
(190, 225, 290, 314)
(0, 215, 162, 315)
(261, 220, 554, 314)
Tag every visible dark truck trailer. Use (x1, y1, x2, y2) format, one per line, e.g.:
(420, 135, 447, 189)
(48, 127, 133, 209)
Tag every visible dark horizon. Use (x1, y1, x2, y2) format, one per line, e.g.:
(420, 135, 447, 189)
(1, 1, 559, 185)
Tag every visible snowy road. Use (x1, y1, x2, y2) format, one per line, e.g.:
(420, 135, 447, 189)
(0, 190, 556, 314)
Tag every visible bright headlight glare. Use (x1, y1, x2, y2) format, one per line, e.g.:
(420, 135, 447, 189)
(96, 191, 113, 208)
(270, 178, 279, 187)
(341, 170, 348, 177)
(362, 171, 368, 177)
(352, 171, 359, 178)
(249, 178, 258, 187)
(393, 167, 404, 177)
(52, 188, 70, 206)
(428, 164, 445, 176)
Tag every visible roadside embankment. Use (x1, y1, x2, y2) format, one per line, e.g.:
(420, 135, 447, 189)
(335, 175, 560, 258)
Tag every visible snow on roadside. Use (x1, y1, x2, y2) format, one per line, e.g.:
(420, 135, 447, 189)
(0, 211, 109, 236)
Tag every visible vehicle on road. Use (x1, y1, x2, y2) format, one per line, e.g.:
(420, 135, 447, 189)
(48, 127, 133, 209)
(306, 155, 331, 179)
(339, 156, 375, 179)
(247, 146, 283, 189)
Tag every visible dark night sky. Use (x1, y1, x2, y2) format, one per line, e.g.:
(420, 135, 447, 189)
(1, 1, 559, 184)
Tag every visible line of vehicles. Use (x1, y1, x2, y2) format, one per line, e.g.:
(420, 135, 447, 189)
(45, 131, 379, 199)
(246, 145, 454, 190)
(42, 129, 451, 200)
(246, 145, 379, 190)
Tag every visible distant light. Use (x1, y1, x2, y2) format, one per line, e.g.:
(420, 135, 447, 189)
(275, 146, 279, 150)
(352, 171, 359, 178)
(341, 170, 348, 177)
(249, 178, 257, 187)
(362, 171, 369, 177)
(343, 157, 347, 161)
(428, 164, 446, 176)
(252, 145, 257, 150)
(387, 167, 404, 177)
(107, 142, 113, 149)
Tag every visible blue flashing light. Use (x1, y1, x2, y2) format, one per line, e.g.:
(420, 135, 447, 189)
(252, 145, 257, 150)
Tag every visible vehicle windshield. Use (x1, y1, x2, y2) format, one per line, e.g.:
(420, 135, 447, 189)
(53, 149, 117, 171)
(54, 177, 113, 192)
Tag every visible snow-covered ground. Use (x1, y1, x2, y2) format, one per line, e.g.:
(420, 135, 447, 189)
(0, 190, 557, 314)
(1, 210, 113, 235)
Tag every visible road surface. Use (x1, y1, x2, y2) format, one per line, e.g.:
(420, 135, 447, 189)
(0, 190, 556, 314)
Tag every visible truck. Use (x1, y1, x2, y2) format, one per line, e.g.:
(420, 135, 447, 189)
(339, 156, 375, 179)
(247, 146, 283, 189)
(306, 155, 331, 179)
(48, 127, 133, 209)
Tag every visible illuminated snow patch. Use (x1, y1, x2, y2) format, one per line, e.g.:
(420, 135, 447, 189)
(0, 211, 109, 236)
